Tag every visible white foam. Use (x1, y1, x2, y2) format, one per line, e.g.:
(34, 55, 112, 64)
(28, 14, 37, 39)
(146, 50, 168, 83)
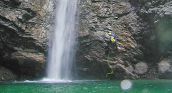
(41, 78, 72, 83)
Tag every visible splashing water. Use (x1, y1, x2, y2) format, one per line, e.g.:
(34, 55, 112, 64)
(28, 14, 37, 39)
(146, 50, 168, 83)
(46, 0, 78, 80)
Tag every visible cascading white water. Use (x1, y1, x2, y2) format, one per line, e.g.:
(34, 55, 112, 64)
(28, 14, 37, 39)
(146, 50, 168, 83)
(47, 0, 78, 80)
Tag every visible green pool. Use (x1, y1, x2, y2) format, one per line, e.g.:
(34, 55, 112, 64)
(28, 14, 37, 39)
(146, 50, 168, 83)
(0, 80, 171, 93)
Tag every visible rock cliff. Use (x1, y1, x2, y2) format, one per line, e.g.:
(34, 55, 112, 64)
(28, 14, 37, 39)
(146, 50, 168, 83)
(0, 0, 172, 81)
(0, 0, 53, 80)
(76, 0, 172, 79)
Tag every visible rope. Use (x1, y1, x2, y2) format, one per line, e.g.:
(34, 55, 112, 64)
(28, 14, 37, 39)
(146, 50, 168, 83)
(105, 54, 114, 78)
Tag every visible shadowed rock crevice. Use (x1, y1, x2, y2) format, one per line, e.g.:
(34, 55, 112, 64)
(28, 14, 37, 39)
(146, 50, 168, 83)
(1, 0, 21, 8)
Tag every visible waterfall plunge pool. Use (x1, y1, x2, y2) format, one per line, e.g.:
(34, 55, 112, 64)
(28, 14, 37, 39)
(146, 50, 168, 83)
(0, 80, 171, 93)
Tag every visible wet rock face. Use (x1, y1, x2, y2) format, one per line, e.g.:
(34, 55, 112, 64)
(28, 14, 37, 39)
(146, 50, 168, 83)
(0, 0, 53, 80)
(0, 0, 171, 80)
(136, 0, 172, 78)
(77, 0, 144, 79)
(0, 66, 17, 81)
(76, 0, 172, 79)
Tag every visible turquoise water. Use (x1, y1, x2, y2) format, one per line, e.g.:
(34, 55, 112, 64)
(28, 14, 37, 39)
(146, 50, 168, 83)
(0, 80, 171, 93)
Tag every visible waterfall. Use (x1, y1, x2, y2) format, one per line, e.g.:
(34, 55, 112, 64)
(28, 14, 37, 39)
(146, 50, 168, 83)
(46, 0, 78, 80)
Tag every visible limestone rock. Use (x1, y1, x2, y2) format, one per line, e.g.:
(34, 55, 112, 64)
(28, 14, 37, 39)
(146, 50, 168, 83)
(76, 0, 172, 79)
(0, 0, 53, 80)
(0, 66, 17, 81)
(77, 0, 144, 79)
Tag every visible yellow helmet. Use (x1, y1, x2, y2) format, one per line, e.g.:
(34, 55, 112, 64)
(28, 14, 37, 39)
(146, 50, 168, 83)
(111, 37, 116, 43)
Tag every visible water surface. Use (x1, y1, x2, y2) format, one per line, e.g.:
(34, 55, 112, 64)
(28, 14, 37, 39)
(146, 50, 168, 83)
(0, 80, 171, 93)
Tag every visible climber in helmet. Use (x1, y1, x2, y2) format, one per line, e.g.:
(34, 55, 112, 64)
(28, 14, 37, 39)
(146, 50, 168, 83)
(108, 31, 118, 48)
(108, 31, 118, 42)
(107, 31, 125, 52)
(104, 31, 118, 55)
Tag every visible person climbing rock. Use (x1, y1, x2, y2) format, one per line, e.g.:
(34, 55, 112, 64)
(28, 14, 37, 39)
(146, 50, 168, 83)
(104, 31, 118, 55)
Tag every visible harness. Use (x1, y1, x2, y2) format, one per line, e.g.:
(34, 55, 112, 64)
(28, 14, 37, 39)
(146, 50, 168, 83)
(108, 32, 117, 43)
